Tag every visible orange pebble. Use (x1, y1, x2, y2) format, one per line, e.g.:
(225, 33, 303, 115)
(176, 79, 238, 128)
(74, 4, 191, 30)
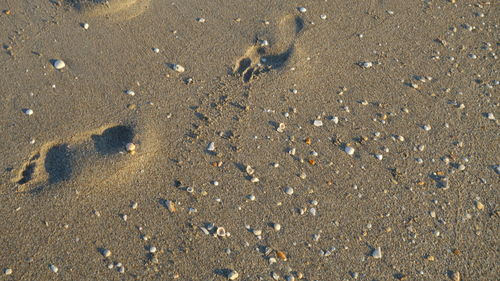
(305, 137, 312, 145)
(308, 159, 316, 165)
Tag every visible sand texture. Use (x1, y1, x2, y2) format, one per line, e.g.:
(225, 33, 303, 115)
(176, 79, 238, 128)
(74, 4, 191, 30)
(0, 0, 499, 280)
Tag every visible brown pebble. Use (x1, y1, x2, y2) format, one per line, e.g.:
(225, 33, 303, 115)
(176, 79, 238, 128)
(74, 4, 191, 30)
(452, 249, 461, 256)
(305, 137, 312, 145)
(127, 104, 137, 110)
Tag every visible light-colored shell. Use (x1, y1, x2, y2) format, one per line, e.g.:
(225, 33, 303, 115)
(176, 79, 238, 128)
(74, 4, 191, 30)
(166, 200, 176, 212)
(53, 59, 66, 70)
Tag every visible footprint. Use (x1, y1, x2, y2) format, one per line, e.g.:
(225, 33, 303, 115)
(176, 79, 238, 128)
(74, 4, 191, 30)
(66, 0, 150, 21)
(13, 124, 148, 193)
(233, 15, 304, 83)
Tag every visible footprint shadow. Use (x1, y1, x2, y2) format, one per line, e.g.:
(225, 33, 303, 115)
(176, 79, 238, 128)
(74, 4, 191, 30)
(92, 125, 134, 155)
(45, 144, 72, 184)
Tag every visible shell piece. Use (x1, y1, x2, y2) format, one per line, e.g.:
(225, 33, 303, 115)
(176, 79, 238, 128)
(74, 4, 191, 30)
(53, 59, 66, 70)
(125, 143, 136, 153)
(172, 64, 185, 73)
(165, 200, 176, 212)
(216, 227, 226, 237)
(276, 250, 287, 261)
(344, 146, 355, 155)
(228, 270, 239, 280)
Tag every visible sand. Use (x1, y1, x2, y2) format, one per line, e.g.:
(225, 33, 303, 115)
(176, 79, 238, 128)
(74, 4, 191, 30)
(0, 0, 498, 280)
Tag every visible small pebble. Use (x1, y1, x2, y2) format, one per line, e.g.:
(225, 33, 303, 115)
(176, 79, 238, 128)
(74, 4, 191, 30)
(273, 223, 281, 231)
(486, 113, 495, 120)
(196, 17, 206, 23)
(207, 142, 215, 151)
(313, 120, 323, 127)
(49, 264, 58, 273)
(4, 268, 12, 275)
(450, 271, 460, 281)
(153, 48, 160, 53)
(475, 201, 484, 210)
(125, 90, 135, 96)
(297, 7, 307, 13)
(228, 270, 239, 280)
(102, 249, 112, 257)
(320, 14, 327, 20)
(52, 59, 66, 70)
(125, 143, 136, 153)
(171, 64, 185, 73)
(345, 146, 355, 155)
(148, 246, 157, 253)
(82, 23, 89, 29)
(372, 247, 382, 259)
(24, 109, 33, 115)
(360, 61, 373, 68)
(284, 187, 294, 195)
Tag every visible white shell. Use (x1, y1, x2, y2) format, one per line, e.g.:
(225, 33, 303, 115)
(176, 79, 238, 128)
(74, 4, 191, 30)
(313, 120, 323, 127)
(172, 64, 185, 73)
(49, 264, 58, 273)
(207, 142, 215, 151)
(372, 247, 382, 258)
(228, 270, 239, 280)
(53, 59, 66, 70)
(216, 227, 226, 237)
(125, 143, 136, 152)
(344, 146, 355, 155)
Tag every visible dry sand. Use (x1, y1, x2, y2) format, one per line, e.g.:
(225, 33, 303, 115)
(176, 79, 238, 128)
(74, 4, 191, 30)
(0, 0, 499, 280)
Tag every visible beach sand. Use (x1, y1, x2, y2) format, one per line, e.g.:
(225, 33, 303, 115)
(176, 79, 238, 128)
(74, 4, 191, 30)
(0, 0, 498, 280)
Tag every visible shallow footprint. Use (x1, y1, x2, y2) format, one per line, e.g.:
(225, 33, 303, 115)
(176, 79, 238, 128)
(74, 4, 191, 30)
(13, 124, 150, 193)
(66, 0, 150, 21)
(233, 15, 305, 83)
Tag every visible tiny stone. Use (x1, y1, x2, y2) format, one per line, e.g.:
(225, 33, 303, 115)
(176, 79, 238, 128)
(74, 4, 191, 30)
(297, 7, 307, 13)
(49, 264, 58, 273)
(360, 61, 373, 68)
(207, 142, 215, 151)
(486, 113, 495, 120)
(313, 120, 323, 127)
(125, 143, 136, 153)
(52, 59, 66, 70)
(320, 14, 327, 20)
(372, 247, 382, 259)
(284, 187, 294, 195)
(475, 201, 484, 210)
(102, 249, 112, 257)
(273, 223, 281, 231)
(4, 268, 12, 275)
(196, 17, 206, 23)
(153, 48, 160, 53)
(125, 90, 135, 96)
(24, 109, 33, 115)
(227, 270, 239, 280)
(450, 271, 460, 281)
(247, 194, 256, 201)
(171, 64, 185, 73)
(148, 246, 157, 253)
(344, 146, 355, 155)
(82, 23, 89, 29)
